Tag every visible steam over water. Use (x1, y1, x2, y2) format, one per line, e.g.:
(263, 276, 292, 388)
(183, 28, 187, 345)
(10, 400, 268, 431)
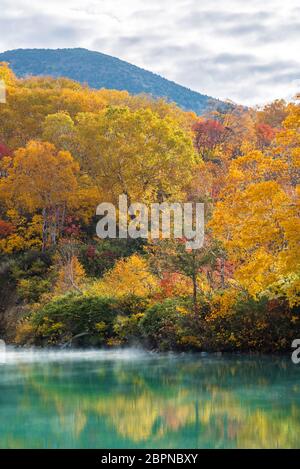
(2, 347, 152, 364)
(1, 349, 300, 448)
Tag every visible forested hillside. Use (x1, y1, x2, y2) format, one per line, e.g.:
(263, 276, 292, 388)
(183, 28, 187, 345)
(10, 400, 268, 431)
(0, 62, 299, 351)
(0, 48, 230, 115)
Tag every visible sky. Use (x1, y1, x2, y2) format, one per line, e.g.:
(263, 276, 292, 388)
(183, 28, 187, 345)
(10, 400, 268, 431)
(0, 0, 299, 106)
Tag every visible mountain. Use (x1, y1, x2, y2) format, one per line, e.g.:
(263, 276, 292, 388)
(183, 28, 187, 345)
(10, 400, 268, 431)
(0, 48, 229, 115)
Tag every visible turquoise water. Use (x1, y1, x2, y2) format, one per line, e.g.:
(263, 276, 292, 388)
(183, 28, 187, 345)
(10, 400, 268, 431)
(0, 349, 300, 448)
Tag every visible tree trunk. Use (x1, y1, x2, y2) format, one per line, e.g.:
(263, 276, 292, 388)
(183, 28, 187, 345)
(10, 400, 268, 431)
(192, 270, 198, 316)
(220, 256, 225, 289)
(42, 208, 47, 252)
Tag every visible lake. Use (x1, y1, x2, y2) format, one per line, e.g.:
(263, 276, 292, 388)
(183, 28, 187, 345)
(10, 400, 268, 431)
(0, 349, 300, 448)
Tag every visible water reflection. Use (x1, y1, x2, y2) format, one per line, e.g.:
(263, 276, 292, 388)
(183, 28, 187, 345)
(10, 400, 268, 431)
(0, 350, 300, 448)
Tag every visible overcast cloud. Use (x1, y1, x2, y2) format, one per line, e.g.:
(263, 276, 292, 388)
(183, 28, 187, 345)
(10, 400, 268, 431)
(0, 0, 299, 105)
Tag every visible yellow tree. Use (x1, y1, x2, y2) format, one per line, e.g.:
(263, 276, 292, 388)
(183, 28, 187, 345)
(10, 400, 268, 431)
(54, 240, 86, 294)
(256, 99, 288, 128)
(210, 151, 299, 306)
(0, 67, 106, 150)
(0, 62, 16, 87)
(272, 103, 300, 187)
(0, 140, 80, 250)
(42, 111, 76, 151)
(74, 107, 197, 204)
(90, 254, 159, 298)
(222, 107, 257, 157)
(0, 209, 42, 254)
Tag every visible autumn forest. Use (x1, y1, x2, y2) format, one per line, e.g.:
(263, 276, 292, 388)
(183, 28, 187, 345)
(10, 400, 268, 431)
(0, 61, 299, 352)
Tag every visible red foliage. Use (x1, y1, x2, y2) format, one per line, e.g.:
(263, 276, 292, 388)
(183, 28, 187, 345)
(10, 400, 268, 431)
(0, 219, 15, 239)
(193, 119, 227, 158)
(255, 123, 276, 149)
(63, 216, 82, 238)
(0, 142, 12, 159)
(158, 272, 188, 299)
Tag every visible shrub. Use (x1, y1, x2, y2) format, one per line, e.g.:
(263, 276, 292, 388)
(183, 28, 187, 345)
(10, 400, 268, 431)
(17, 278, 52, 303)
(207, 294, 300, 352)
(15, 321, 36, 345)
(139, 298, 201, 351)
(32, 293, 119, 346)
(8, 250, 54, 303)
(113, 294, 150, 316)
(29, 292, 149, 347)
(113, 313, 145, 344)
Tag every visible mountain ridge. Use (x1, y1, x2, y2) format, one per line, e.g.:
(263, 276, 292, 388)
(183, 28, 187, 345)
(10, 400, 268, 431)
(0, 47, 229, 115)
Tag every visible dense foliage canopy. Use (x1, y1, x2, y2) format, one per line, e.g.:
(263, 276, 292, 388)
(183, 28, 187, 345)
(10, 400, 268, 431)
(0, 62, 299, 351)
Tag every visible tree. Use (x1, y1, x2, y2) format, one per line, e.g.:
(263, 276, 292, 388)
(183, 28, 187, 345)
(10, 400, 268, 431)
(0, 142, 11, 159)
(222, 107, 257, 157)
(255, 123, 276, 150)
(272, 103, 300, 187)
(90, 254, 159, 298)
(74, 107, 197, 204)
(257, 99, 288, 128)
(0, 62, 16, 87)
(210, 151, 299, 306)
(0, 219, 14, 238)
(193, 118, 228, 160)
(0, 140, 80, 250)
(147, 239, 218, 315)
(54, 240, 86, 294)
(0, 210, 42, 253)
(42, 111, 76, 151)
